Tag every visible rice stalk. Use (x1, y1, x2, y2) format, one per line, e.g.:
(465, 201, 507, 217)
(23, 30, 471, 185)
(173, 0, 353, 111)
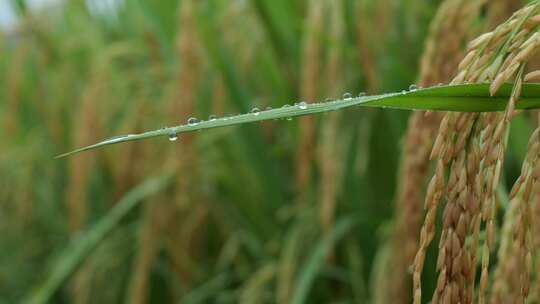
(276, 225, 304, 303)
(318, 0, 345, 243)
(107, 105, 149, 201)
(213, 77, 226, 117)
(65, 57, 110, 304)
(296, 0, 324, 199)
(239, 263, 276, 304)
(4, 42, 35, 225)
(88, 47, 155, 202)
(346, 240, 367, 303)
(125, 197, 163, 304)
(65, 64, 106, 233)
(164, 203, 208, 287)
(356, 0, 391, 93)
(4, 43, 29, 136)
(168, 0, 200, 210)
(164, 0, 203, 292)
(126, 0, 203, 301)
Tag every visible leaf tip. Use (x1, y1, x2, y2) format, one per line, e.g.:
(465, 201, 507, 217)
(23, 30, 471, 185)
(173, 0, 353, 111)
(54, 152, 73, 159)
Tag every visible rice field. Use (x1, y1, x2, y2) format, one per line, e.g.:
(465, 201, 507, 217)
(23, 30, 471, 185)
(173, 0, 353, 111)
(4, 0, 540, 303)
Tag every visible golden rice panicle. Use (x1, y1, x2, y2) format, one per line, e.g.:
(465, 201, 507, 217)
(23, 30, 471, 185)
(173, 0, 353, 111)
(491, 128, 540, 303)
(388, 0, 485, 302)
(471, 58, 524, 304)
(414, 3, 540, 303)
(419, 0, 485, 87)
(431, 118, 478, 304)
(413, 113, 456, 304)
(414, 103, 472, 304)
(524, 69, 540, 82)
(473, 5, 540, 299)
(487, 0, 528, 29)
(463, 118, 483, 298)
(532, 155, 540, 303)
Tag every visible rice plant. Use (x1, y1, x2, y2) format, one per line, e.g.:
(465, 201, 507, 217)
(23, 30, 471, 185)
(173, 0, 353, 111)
(9, 0, 540, 303)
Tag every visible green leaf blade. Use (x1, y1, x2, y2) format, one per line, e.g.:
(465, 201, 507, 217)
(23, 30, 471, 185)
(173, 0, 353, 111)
(57, 83, 540, 158)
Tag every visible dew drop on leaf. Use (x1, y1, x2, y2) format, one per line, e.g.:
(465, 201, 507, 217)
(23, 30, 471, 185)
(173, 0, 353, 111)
(168, 132, 178, 142)
(187, 117, 200, 125)
(251, 107, 261, 116)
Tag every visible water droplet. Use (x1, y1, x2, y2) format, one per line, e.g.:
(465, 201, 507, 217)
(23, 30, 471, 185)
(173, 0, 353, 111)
(209, 115, 217, 121)
(343, 92, 353, 100)
(168, 132, 178, 142)
(324, 97, 333, 102)
(409, 84, 418, 91)
(286, 117, 293, 121)
(187, 117, 200, 126)
(251, 107, 261, 116)
(282, 104, 291, 108)
(401, 90, 407, 94)
(358, 92, 366, 97)
(437, 83, 444, 87)
(265, 106, 273, 111)
(297, 101, 308, 110)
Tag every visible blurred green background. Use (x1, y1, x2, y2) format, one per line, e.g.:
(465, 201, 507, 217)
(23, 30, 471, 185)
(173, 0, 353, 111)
(0, 0, 534, 303)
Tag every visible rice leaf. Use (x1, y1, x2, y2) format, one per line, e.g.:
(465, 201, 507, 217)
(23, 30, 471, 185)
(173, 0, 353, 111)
(290, 216, 357, 304)
(25, 176, 172, 304)
(182, 273, 230, 304)
(57, 83, 540, 158)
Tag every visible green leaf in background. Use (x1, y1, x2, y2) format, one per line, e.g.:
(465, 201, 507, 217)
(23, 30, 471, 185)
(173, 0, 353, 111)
(290, 216, 358, 304)
(57, 83, 540, 158)
(25, 176, 172, 304)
